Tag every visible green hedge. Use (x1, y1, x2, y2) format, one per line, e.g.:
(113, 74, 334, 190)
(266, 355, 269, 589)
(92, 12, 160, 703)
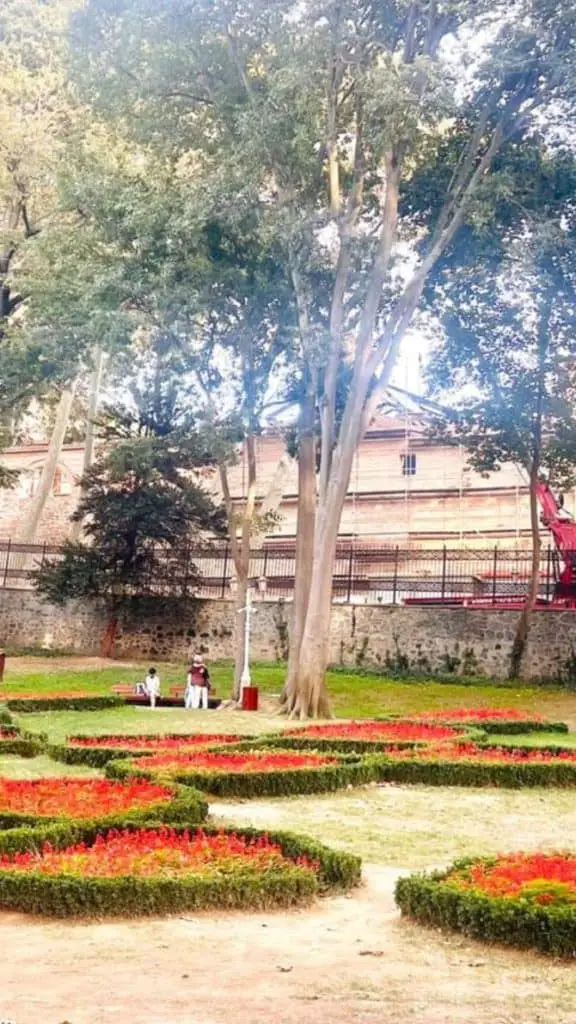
(0, 737, 42, 758)
(373, 754, 576, 788)
(0, 783, 208, 833)
(376, 716, 569, 735)
(106, 751, 382, 798)
(0, 707, 15, 727)
(6, 695, 124, 713)
(48, 743, 152, 769)
(0, 821, 361, 917)
(395, 860, 576, 958)
(251, 730, 484, 755)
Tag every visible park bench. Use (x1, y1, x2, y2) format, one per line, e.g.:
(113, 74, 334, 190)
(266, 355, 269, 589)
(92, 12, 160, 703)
(111, 684, 147, 701)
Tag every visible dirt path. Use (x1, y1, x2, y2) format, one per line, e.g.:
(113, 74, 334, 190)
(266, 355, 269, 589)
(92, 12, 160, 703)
(1, 865, 574, 1024)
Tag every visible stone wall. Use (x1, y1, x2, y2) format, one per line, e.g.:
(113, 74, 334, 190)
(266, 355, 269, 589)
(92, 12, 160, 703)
(1, 589, 575, 681)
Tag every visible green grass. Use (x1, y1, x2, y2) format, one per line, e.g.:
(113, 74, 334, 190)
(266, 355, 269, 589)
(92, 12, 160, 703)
(488, 731, 576, 748)
(0, 755, 99, 779)
(4, 659, 576, 724)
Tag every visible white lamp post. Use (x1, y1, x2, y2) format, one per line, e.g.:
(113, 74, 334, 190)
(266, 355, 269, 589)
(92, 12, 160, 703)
(238, 586, 255, 689)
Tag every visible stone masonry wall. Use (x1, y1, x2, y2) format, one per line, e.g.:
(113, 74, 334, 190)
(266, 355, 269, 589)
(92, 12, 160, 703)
(0, 589, 575, 681)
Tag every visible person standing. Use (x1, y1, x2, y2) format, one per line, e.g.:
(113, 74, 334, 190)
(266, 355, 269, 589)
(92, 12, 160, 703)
(144, 667, 160, 708)
(185, 654, 210, 710)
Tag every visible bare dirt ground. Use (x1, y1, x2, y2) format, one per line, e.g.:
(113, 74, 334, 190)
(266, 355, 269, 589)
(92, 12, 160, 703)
(1, 864, 575, 1024)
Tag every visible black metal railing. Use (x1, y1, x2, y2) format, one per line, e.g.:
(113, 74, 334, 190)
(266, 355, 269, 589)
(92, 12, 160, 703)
(0, 538, 566, 606)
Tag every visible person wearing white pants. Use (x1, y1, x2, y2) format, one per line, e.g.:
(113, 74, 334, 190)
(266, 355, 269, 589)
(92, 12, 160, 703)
(185, 654, 211, 710)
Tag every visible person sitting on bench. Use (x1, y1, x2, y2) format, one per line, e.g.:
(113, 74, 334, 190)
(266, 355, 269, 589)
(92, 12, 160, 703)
(185, 655, 210, 710)
(143, 667, 160, 708)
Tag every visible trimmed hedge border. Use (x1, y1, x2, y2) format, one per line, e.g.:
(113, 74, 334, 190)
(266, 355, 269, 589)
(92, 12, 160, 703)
(6, 695, 124, 713)
(376, 716, 569, 736)
(0, 782, 208, 833)
(48, 734, 242, 769)
(246, 731, 483, 755)
(106, 750, 382, 798)
(373, 754, 576, 788)
(0, 737, 43, 758)
(395, 859, 576, 958)
(0, 820, 361, 917)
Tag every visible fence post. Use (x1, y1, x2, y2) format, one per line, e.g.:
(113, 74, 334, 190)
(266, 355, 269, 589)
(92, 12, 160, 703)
(346, 545, 354, 603)
(492, 547, 498, 604)
(2, 539, 11, 589)
(441, 545, 447, 600)
(221, 542, 229, 599)
(392, 546, 399, 604)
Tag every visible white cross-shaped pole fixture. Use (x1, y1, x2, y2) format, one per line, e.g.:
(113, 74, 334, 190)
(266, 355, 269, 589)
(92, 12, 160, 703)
(238, 586, 256, 689)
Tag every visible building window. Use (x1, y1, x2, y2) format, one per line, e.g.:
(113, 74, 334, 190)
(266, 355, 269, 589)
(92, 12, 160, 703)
(400, 453, 417, 476)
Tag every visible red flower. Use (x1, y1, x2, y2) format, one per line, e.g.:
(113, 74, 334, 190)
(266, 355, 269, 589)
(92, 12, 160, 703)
(0, 729, 18, 739)
(134, 750, 338, 773)
(0, 826, 320, 878)
(69, 734, 242, 750)
(286, 722, 462, 742)
(384, 742, 576, 763)
(414, 708, 542, 722)
(0, 778, 175, 819)
(447, 852, 576, 904)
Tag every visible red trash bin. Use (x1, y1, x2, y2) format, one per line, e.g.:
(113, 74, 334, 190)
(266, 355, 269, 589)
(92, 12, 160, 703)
(241, 686, 259, 711)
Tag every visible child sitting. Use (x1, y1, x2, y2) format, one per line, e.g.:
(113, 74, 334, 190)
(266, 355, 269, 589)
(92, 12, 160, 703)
(143, 667, 160, 708)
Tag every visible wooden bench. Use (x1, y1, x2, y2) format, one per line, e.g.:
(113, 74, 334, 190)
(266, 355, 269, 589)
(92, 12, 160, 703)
(111, 684, 147, 701)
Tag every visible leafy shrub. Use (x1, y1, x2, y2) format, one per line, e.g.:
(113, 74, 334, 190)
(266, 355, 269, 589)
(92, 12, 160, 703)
(6, 695, 124, 713)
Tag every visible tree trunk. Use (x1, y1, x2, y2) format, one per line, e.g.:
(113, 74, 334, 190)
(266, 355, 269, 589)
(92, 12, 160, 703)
(282, 393, 316, 707)
(70, 348, 104, 541)
(509, 466, 541, 679)
(18, 384, 76, 547)
(101, 611, 118, 658)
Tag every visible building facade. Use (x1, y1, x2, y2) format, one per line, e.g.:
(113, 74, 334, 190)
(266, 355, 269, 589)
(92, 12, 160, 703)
(0, 418, 561, 549)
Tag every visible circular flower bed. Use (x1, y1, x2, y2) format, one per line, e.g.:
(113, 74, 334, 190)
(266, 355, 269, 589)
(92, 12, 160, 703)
(52, 733, 243, 768)
(409, 708, 568, 735)
(107, 748, 380, 798)
(376, 741, 576, 787)
(0, 822, 361, 917)
(396, 852, 576, 957)
(0, 777, 208, 829)
(272, 721, 466, 752)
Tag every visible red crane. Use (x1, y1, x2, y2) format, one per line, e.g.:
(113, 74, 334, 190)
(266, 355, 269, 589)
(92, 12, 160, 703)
(536, 480, 576, 606)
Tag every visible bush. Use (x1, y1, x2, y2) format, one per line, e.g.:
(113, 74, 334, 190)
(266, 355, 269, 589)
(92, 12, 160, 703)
(6, 695, 124, 713)
(106, 750, 382, 798)
(395, 859, 576, 958)
(0, 782, 208, 832)
(0, 737, 42, 758)
(48, 744, 151, 769)
(374, 754, 576, 788)
(0, 821, 361, 917)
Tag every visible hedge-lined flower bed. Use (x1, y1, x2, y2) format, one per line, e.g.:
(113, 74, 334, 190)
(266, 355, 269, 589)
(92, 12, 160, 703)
(395, 852, 576, 958)
(259, 720, 467, 754)
(51, 732, 244, 768)
(0, 822, 361, 917)
(375, 742, 576, 788)
(407, 708, 569, 735)
(6, 694, 124, 713)
(0, 777, 208, 829)
(107, 748, 381, 798)
(0, 725, 43, 758)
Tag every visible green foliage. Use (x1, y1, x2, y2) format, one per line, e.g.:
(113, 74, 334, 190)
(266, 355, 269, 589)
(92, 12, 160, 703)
(395, 862, 576, 958)
(105, 751, 383, 798)
(6, 696, 124, 713)
(33, 427, 226, 605)
(0, 821, 360, 917)
(375, 756, 576, 788)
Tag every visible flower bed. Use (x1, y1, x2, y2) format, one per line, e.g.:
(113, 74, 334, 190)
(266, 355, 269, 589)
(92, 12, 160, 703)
(395, 852, 576, 957)
(375, 741, 576, 787)
(0, 822, 361, 917)
(260, 721, 467, 754)
(0, 777, 208, 830)
(407, 708, 569, 735)
(0, 725, 42, 758)
(107, 748, 381, 798)
(6, 693, 124, 713)
(51, 733, 244, 768)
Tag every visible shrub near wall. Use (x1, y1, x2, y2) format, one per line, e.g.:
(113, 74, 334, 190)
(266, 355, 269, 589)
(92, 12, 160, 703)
(106, 748, 382, 798)
(0, 821, 362, 918)
(396, 852, 576, 958)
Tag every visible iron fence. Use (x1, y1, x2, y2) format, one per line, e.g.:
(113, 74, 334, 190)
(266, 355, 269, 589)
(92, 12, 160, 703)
(0, 538, 567, 606)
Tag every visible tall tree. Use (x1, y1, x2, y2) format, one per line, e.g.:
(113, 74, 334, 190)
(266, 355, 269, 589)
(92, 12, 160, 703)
(68, 0, 576, 715)
(427, 195, 576, 676)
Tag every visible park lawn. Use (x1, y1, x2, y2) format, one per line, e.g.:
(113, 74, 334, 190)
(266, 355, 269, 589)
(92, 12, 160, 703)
(488, 730, 576, 748)
(3, 658, 576, 724)
(0, 754, 98, 778)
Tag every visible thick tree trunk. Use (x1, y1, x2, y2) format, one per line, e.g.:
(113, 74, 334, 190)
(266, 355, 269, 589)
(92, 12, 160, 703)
(18, 384, 76, 548)
(70, 348, 104, 541)
(509, 467, 541, 679)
